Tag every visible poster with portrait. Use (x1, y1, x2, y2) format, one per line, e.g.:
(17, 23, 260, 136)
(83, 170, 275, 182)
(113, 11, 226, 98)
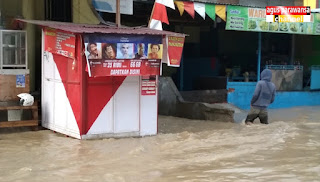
(116, 43, 135, 59)
(101, 43, 117, 59)
(83, 34, 163, 77)
(134, 43, 148, 59)
(84, 43, 102, 59)
(147, 44, 163, 59)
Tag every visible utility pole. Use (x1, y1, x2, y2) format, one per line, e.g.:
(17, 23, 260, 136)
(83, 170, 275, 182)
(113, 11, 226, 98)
(116, 0, 121, 27)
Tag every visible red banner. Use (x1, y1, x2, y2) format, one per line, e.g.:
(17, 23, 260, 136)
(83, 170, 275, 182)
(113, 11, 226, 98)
(44, 28, 76, 58)
(167, 36, 185, 67)
(89, 59, 161, 77)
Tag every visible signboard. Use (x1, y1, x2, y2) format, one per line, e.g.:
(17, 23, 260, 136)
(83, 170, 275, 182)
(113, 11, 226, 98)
(167, 36, 185, 67)
(44, 28, 76, 58)
(84, 34, 163, 77)
(92, 0, 133, 15)
(141, 76, 156, 95)
(89, 59, 161, 77)
(226, 5, 320, 35)
(16, 75, 25, 88)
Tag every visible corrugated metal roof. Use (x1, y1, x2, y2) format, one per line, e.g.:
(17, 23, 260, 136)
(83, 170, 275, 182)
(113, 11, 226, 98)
(17, 19, 186, 37)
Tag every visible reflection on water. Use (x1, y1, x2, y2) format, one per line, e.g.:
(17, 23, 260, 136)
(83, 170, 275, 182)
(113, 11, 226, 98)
(0, 107, 320, 182)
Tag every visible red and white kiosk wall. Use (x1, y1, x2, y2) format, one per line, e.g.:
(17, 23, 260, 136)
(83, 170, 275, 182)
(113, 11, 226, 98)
(21, 20, 185, 139)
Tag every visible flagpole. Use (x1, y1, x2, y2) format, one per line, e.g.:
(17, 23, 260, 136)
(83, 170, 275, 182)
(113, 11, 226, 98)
(116, 0, 121, 27)
(148, 1, 156, 27)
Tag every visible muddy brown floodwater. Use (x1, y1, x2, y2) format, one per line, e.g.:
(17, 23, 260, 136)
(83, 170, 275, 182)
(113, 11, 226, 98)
(0, 106, 319, 182)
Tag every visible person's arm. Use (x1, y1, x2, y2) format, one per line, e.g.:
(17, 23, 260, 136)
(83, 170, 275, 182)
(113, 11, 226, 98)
(251, 82, 261, 105)
(271, 88, 276, 104)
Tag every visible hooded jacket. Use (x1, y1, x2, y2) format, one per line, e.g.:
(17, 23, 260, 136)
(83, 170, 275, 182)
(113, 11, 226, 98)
(251, 69, 276, 108)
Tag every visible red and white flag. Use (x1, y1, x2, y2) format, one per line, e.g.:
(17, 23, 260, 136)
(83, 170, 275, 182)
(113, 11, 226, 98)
(149, 0, 185, 68)
(149, 0, 175, 30)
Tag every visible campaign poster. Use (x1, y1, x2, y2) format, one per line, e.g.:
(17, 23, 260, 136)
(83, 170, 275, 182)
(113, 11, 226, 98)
(83, 34, 163, 77)
(44, 28, 76, 58)
(16, 75, 25, 88)
(167, 36, 185, 67)
(141, 75, 156, 95)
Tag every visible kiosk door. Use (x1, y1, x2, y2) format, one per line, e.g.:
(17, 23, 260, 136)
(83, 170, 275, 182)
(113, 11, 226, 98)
(114, 76, 140, 133)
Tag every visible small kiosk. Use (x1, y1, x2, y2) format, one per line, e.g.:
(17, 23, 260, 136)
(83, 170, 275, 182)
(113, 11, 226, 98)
(19, 20, 185, 139)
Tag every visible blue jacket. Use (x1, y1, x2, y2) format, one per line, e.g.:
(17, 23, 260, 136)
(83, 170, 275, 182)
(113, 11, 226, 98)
(251, 69, 276, 108)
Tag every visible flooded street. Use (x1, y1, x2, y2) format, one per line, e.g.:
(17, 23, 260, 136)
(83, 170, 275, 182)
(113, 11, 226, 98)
(1, 107, 320, 182)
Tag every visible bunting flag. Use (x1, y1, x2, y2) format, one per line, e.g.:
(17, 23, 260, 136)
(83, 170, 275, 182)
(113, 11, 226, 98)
(215, 5, 226, 21)
(205, 4, 216, 21)
(156, 0, 175, 10)
(149, 0, 174, 30)
(184, 2, 195, 18)
(175, 1, 185, 16)
(304, 0, 319, 9)
(174, 1, 216, 21)
(194, 2, 206, 19)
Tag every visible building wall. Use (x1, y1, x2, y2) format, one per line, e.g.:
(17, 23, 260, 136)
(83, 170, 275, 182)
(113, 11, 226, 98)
(227, 82, 256, 110)
(0, 72, 30, 101)
(1, 0, 44, 92)
(0, 0, 22, 23)
(22, 0, 45, 92)
(1, 0, 100, 93)
(159, 77, 234, 122)
(295, 35, 320, 67)
(72, 0, 99, 24)
(227, 82, 320, 109)
(180, 26, 258, 91)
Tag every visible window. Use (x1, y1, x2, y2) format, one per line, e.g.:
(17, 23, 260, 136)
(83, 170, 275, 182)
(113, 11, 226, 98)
(0, 30, 27, 69)
(45, 0, 72, 22)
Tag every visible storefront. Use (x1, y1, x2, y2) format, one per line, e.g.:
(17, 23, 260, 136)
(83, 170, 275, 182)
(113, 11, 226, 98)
(225, 6, 320, 109)
(19, 19, 185, 139)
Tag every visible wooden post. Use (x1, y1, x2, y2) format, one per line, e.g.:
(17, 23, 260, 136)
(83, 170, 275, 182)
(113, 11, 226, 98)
(116, 0, 121, 27)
